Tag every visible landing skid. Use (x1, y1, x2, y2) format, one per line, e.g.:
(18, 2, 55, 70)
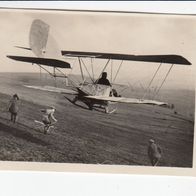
(64, 96, 117, 114)
(106, 108, 117, 114)
(104, 106, 117, 114)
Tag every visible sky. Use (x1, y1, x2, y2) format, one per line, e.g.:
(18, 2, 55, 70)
(0, 9, 195, 90)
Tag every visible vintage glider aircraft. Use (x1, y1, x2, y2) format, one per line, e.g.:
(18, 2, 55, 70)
(7, 19, 191, 113)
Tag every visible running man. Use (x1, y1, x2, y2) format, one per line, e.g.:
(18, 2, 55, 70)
(41, 106, 57, 134)
(148, 139, 162, 166)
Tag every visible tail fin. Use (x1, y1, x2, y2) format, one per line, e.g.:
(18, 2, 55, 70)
(29, 19, 50, 57)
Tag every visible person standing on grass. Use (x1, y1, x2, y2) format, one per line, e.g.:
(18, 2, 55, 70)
(8, 94, 20, 123)
(148, 139, 162, 166)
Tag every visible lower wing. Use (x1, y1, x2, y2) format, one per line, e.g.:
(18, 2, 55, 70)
(24, 85, 78, 95)
(85, 95, 169, 107)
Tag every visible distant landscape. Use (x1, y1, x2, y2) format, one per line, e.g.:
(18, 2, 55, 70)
(0, 72, 194, 120)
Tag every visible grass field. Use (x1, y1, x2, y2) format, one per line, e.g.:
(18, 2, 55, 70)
(0, 72, 194, 167)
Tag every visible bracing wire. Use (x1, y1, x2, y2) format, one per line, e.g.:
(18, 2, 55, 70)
(81, 58, 94, 83)
(55, 67, 78, 87)
(142, 62, 162, 99)
(37, 64, 54, 78)
(153, 64, 174, 99)
(91, 57, 95, 81)
(111, 60, 113, 82)
(113, 60, 123, 83)
(78, 57, 84, 81)
(53, 67, 57, 87)
(96, 59, 111, 82)
(69, 58, 83, 85)
(39, 66, 42, 82)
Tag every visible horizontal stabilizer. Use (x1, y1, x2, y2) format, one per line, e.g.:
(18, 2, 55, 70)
(24, 85, 78, 95)
(15, 46, 31, 51)
(62, 51, 191, 65)
(85, 95, 168, 107)
(7, 55, 71, 68)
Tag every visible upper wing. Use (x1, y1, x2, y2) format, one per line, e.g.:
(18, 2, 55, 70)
(24, 85, 78, 95)
(85, 95, 168, 106)
(7, 55, 71, 69)
(62, 51, 191, 65)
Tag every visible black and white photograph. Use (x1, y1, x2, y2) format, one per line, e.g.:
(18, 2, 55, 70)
(0, 8, 195, 170)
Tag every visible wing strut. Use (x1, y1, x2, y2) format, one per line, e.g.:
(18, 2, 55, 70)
(81, 58, 95, 83)
(36, 64, 54, 78)
(39, 66, 42, 82)
(97, 59, 111, 80)
(55, 67, 78, 87)
(91, 57, 95, 81)
(78, 57, 84, 81)
(53, 67, 57, 87)
(111, 60, 113, 82)
(153, 64, 174, 99)
(142, 62, 162, 99)
(113, 60, 123, 82)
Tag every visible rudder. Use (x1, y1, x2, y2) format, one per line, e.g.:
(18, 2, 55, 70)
(29, 19, 50, 57)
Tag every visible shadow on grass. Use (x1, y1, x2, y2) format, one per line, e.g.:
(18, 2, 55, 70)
(64, 96, 107, 113)
(0, 122, 49, 146)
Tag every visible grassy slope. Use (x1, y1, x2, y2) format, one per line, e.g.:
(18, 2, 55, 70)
(0, 73, 194, 167)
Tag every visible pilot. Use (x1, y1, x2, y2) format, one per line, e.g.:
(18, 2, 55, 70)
(97, 72, 111, 86)
(147, 139, 162, 166)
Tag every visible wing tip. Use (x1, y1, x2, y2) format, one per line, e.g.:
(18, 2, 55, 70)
(175, 55, 191, 65)
(6, 55, 71, 69)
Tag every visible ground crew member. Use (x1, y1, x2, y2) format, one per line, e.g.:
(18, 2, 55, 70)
(148, 139, 162, 166)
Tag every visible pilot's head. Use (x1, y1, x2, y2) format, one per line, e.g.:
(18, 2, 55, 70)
(102, 72, 107, 79)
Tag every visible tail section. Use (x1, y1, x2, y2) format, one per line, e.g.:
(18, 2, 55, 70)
(29, 19, 50, 57)
(7, 19, 72, 72)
